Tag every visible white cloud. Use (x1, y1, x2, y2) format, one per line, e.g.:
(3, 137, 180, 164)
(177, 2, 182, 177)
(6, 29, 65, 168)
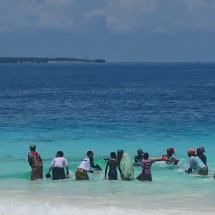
(1, 0, 215, 35)
(25, 0, 75, 30)
(85, 9, 104, 20)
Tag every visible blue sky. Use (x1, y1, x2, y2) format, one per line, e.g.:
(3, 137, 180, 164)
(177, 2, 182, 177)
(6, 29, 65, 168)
(0, 0, 215, 62)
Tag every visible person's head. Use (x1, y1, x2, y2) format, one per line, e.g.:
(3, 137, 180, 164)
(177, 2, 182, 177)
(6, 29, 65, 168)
(56, 151, 64, 157)
(187, 149, 195, 157)
(137, 148, 143, 155)
(29, 144, 36, 151)
(117, 149, 124, 157)
(110, 152, 117, 159)
(117, 149, 124, 161)
(197, 146, 205, 155)
(87, 150, 94, 157)
(143, 152, 149, 160)
(167, 148, 175, 156)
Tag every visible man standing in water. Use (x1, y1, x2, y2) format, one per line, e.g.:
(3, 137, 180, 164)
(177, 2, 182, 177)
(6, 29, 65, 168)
(28, 144, 43, 180)
(104, 152, 122, 180)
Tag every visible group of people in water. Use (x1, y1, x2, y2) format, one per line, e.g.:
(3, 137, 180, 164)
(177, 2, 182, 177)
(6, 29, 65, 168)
(28, 144, 210, 182)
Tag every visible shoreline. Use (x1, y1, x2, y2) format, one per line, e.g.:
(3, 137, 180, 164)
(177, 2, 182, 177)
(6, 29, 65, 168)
(0, 57, 105, 64)
(0, 187, 214, 215)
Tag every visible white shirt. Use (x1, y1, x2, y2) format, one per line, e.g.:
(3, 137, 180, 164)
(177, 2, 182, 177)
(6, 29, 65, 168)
(50, 157, 68, 168)
(78, 157, 91, 171)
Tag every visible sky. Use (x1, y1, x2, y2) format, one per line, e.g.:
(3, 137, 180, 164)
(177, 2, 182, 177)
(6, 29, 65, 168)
(0, 0, 215, 62)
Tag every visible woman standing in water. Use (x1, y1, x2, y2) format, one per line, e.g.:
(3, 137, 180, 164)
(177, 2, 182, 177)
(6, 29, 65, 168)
(46, 151, 69, 180)
(164, 148, 179, 165)
(75, 151, 102, 180)
(117, 149, 134, 181)
(196, 146, 207, 166)
(185, 149, 208, 175)
(136, 152, 163, 181)
(28, 144, 43, 180)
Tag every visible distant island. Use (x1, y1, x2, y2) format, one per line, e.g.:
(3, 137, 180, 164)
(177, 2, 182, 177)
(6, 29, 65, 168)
(0, 57, 105, 63)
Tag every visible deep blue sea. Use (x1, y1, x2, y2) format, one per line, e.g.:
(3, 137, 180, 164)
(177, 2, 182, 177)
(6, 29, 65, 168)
(0, 63, 215, 215)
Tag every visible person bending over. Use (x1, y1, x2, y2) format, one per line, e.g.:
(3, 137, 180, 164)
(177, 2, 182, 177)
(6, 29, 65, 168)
(76, 151, 102, 180)
(163, 148, 179, 165)
(46, 151, 69, 180)
(185, 149, 208, 175)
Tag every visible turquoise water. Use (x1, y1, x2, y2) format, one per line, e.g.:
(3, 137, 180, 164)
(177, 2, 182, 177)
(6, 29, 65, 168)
(0, 63, 215, 214)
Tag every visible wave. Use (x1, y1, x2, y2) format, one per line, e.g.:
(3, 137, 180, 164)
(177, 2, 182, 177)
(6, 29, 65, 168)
(0, 203, 214, 215)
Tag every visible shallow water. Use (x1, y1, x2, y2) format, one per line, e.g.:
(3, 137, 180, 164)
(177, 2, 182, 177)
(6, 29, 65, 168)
(0, 63, 215, 214)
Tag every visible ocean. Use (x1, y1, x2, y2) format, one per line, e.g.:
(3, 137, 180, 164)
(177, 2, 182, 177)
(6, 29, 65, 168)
(0, 62, 215, 215)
